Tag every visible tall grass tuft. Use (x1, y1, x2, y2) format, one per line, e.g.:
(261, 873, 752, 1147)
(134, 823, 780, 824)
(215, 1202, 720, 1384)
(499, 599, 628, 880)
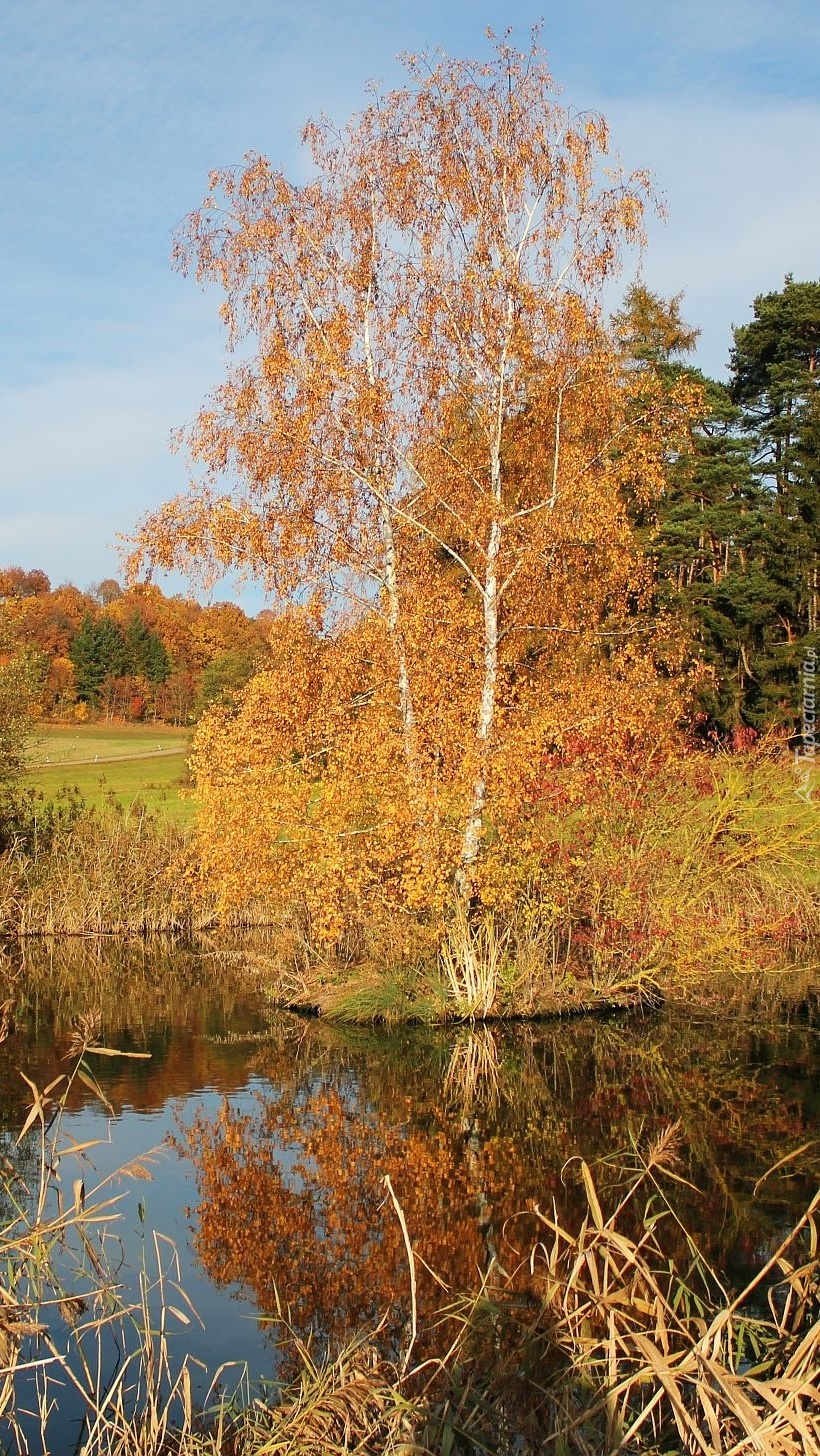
(438, 901, 507, 1019)
(0, 1006, 252, 1456)
(0, 798, 212, 936)
(433, 1126, 820, 1454)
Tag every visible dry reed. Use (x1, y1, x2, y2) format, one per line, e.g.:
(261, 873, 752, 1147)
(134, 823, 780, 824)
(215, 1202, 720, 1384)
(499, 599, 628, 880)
(2, 996, 819, 1456)
(428, 1126, 820, 1454)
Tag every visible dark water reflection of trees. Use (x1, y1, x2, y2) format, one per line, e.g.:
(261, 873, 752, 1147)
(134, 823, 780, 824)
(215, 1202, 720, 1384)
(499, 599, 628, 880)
(1, 938, 819, 1369)
(182, 1004, 820, 1362)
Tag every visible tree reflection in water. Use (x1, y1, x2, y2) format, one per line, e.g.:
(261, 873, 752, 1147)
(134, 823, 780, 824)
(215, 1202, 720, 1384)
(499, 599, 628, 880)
(181, 1011, 820, 1364)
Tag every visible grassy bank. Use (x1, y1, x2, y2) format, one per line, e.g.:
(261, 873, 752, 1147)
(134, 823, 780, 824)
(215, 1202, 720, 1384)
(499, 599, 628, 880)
(0, 797, 210, 935)
(2, 748, 819, 1016)
(3, 725, 200, 934)
(26, 723, 194, 823)
(1, 1020, 818, 1454)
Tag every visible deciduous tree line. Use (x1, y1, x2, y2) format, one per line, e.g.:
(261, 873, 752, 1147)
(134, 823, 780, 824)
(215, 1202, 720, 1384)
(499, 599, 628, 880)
(0, 575, 270, 724)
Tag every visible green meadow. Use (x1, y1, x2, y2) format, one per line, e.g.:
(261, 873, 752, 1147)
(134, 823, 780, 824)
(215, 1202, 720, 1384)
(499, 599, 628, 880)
(25, 723, 195, 823)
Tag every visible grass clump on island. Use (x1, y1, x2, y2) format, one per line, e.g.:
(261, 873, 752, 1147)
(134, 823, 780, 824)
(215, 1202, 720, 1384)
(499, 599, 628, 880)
(1, 1013, 819, 1456)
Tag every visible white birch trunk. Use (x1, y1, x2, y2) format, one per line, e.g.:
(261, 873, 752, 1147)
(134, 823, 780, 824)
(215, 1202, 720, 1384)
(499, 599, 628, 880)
(362, 254, 423, 817)
(458, 292, 513, 891)
(378, 496, 422, 802)
(459, 458, 502, 884)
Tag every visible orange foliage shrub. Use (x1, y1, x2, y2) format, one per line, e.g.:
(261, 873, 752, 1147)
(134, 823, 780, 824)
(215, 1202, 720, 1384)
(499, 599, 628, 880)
(188, 605, 686, 940)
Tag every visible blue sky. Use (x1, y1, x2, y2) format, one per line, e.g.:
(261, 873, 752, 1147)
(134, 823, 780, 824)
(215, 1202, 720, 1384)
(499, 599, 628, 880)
(1, 0, 818, 605)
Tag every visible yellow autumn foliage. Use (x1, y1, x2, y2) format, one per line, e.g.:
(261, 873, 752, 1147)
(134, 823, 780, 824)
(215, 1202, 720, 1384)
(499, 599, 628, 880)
(129, 35, 701, 938)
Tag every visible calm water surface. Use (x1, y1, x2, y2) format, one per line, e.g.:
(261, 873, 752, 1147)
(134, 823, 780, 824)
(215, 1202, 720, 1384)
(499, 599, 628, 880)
(1, 939, 819, 1451)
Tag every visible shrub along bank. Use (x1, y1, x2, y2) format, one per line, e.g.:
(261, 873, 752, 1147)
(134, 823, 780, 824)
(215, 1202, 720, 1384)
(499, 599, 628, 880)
(1, 747, 816, 1019)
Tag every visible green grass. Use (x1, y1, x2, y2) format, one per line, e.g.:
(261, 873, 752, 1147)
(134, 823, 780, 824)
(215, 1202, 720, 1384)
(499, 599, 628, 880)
(24, 723, 196, 824)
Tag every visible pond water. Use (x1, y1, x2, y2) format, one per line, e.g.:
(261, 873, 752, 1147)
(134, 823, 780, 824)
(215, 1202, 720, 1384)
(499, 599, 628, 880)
(1, 938, 819, 1452)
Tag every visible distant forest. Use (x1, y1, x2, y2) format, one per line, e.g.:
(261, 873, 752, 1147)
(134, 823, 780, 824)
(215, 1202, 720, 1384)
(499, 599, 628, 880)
(0, 569, 269, 725)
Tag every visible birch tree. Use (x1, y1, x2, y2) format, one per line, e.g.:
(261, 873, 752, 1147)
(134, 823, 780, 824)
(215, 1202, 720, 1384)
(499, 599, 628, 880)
(129, 31, 684, 910)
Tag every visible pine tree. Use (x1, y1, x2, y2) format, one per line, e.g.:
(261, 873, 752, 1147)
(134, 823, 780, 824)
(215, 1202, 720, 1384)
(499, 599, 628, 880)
(615, 286, 794, 731)
(70, 615, 128, 705)
(730, 276, 820, 638)
(124, 613, 170, 684)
